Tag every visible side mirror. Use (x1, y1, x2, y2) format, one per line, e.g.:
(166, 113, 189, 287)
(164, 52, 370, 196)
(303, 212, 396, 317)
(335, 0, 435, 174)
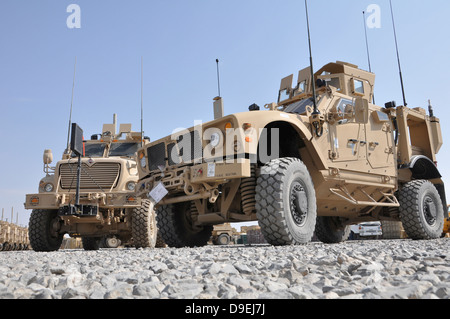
(355, 98, 369, 124)
(43, 149, 53, 165)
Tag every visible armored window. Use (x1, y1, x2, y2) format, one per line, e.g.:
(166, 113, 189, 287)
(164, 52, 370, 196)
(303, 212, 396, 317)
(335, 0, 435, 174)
(337, 99, 354, 117)
(72, 143, 105, 158)
(284, 98, 314, 115)
(109, 143, 139, 157)
(326, 77, 341, 91)
(353, 79, 365, 94)
(297, 81, 306, 94)
(278, 89, 290, 103)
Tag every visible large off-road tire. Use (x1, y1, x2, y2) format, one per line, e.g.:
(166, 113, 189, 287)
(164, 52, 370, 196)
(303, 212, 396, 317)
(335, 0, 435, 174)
(399, 180, 444, 240)
(132, 199, 157, 248)
(155, 233, 167, 248)
(216, 233, 231, 245)
(315, 217, 351, 244)
(156, 202, 213, 248)
(256, 158, 317, 246)
(29, 209, 64, 252)
(82, 237, 101, 251)
(381, 221, 404, 239)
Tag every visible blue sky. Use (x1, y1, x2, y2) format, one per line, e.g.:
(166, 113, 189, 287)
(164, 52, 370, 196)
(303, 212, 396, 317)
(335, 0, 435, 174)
(1, 0, 449, 226)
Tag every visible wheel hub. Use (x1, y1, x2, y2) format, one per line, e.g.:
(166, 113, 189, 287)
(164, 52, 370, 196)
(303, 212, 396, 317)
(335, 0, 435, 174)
(50, 218, 62, 238)
(106, 237, 120, 248)
(423, 195, 437, 226)
(290, 182, 308, 226)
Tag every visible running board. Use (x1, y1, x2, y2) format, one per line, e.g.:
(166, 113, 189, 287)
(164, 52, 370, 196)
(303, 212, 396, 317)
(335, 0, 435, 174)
(329, 186, 400, 207)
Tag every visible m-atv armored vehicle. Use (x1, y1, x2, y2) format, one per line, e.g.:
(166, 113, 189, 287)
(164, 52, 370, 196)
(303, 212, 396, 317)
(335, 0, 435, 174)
(136, 61, 445, 247)
(25, 115, 158, 251)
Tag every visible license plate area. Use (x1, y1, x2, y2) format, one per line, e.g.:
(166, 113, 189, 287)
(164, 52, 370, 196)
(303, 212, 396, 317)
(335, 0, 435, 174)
(58, 204, 98, 217)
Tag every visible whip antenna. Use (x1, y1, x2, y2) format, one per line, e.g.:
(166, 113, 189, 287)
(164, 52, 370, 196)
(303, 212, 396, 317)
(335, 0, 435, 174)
(140, 56, 144, 147)
(389, 0, 407, 106)
(65, 57, 77, 154)
(304, 0, 318, 115)
(304, 0, 323, 137)
(363, 11, 375, 104)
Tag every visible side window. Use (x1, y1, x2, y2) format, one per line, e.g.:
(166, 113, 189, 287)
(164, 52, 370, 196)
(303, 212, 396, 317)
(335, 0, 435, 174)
(298, 81, 306, 94)
(278, 89, 290, 103)
(353, 79, 365, 95)
(337, 99, 355, 117)
(326, 77, 341, 91)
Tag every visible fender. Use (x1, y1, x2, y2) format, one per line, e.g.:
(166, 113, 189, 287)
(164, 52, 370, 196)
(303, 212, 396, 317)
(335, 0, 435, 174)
(230, 110, 328, 170)
(406, 155, 447, 211)
(406, 155, 441, 180)
(262, 117, 328, 171)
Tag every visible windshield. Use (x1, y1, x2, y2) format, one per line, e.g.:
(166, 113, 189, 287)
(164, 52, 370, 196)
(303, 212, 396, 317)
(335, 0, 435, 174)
(71, 143, 106, 158)
(284, 98, 314, 115)
(71, 142, 138, 158)
(109, 143, 139, 157)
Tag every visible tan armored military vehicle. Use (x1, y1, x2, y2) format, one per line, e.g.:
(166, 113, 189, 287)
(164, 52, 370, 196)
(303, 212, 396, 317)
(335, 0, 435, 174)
(211, 223, 234, 245)
(136, 61, 445, 247)
(0, 221, 29, 251)
(25, 115, 158, 251)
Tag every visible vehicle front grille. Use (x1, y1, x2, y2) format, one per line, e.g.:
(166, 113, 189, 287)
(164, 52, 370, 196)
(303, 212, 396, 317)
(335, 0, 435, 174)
(59, 162, 121, 190)
(148, 130, 203, 171)
(147, 142, 166, 171)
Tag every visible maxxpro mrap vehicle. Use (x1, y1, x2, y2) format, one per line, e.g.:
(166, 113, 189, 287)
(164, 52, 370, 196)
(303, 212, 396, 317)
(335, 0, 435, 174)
(25, 115, 158, 251)
(136, 61, 445, 247)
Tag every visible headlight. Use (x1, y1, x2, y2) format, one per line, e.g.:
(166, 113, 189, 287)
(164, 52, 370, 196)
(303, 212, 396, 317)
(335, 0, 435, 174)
(126, 182, 136, 191)
(140, 157, 147, 168)
(210, 132, 221, 148)
(44, 183, 54, 192)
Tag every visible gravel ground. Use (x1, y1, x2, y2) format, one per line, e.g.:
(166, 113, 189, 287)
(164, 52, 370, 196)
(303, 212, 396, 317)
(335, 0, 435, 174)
(0, 239, 449, 300)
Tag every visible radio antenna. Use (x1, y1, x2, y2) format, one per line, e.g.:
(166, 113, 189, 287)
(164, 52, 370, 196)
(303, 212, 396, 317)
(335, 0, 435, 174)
(216, 59, 221, 97)
(363, 11, 375, 104)
(389, 0, 407, 106)
(304, 0, 323, 137)
(140, 56, 144, 147)
(304, 0, 318, 115)
(65, 57, 77, 154)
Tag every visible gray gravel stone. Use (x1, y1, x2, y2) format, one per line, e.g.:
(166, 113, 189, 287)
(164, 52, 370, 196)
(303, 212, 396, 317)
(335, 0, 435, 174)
(0, 239, 449, 299)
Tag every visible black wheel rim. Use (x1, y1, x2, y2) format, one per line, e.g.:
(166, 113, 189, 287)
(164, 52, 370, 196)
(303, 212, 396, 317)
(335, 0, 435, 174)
(290, 181, 308, 226)
(423, 195, 437, 226)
